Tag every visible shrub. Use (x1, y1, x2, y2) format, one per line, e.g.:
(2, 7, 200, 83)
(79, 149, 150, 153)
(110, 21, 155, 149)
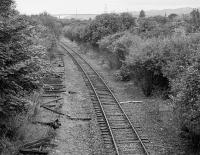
(99, 32, 142, 68)
(125, 32, 200, 144)
(173, 65, 200, 146)
(114, 64, 130, 81)
(64, 13, 137, 45)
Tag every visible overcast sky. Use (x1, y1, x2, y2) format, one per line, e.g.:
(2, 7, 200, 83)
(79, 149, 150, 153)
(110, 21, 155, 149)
(15, 0, 200, 15)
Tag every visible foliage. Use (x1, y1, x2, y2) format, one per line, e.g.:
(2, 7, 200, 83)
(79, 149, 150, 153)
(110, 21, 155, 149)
(0, 0, 14, 17)
(139, 10, 146, 18)
(0, 14, 55, 115)
(190, 9, 200, 32)
(0, 1, 58, 148)
(114, 64, 130, 81)
(99, 32, 141, 67)
(168, 13, 178, 20)
(63, 23, 87, 42)
(32, 12, 62, 38)
(64, 13, 137, 45)
(172, 64, 200, 146)
(119, 12, 137, 30)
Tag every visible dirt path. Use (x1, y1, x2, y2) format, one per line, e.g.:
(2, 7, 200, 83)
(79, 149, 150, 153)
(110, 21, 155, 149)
(49, 46, 105, 155)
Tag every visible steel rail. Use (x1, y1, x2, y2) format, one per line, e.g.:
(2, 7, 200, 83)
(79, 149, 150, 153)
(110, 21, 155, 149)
(59, 41, 150, 155)
(59, 42, 120, 155)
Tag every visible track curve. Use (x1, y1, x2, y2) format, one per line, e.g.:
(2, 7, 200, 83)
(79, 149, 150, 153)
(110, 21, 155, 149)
(59, 41, 150, 155)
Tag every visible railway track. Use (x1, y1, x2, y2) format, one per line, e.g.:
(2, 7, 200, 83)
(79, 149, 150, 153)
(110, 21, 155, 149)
(59, 41, 150, 155)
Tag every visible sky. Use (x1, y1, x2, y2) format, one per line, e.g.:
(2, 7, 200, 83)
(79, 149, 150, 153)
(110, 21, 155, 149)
(15, 0, 200, 15)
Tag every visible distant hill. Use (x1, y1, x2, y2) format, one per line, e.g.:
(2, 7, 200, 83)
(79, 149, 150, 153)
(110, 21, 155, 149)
(54, 7, 200, 19)
(131, 7, 200, 17)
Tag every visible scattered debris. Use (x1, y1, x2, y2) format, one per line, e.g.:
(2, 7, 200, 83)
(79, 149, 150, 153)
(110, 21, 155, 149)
(19, 149, 48, 155)
(44, 90, 66, 93)
(68, 91, 77, 94)
(41, 105, 91, 121)
(33, 119, 61, 129)
(19, 137, 53, 155)
(120, 101, 143, 104)
(42, 98, 63, 106)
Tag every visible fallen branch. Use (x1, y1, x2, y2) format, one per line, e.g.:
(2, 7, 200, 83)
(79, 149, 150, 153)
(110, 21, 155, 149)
(19, 148, 48, 154)
(120, 101, 143, 104)
(41, 105, 91, 121)
(33, 119, 61, 129)
(21, 137, 52, 149)
(42, 98, 63, 106)
(68, 91, 77, 94)
(44, 90, 66, 93)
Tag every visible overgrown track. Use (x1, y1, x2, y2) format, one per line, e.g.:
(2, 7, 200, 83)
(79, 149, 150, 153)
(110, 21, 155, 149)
(19, 54, 65, 155)
(59, 41, 150, 155)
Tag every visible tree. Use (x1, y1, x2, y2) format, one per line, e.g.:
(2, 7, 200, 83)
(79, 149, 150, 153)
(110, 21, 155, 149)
(139, 10, 146, 18)
(35, 12, 62, 38)
(120, 12, 137, 30)
(0, 0, 15, 17)
(85, 13, 122, 45)
(168, 13, 178, 20)
(190, 9, 200, 30)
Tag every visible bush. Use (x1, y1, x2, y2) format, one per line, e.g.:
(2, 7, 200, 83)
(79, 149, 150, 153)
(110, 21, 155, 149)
(64, 13, 137, 45)
(173, 65, 200, 146)
(114, 64, 130, 81)
(99, 32, 142, 68)
(125, 32, 200, 144)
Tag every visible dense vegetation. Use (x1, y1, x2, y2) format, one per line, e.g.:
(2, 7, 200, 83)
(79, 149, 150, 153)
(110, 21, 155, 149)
(64, 13, 136, 45)
(64, 10, 200, 146)
(0, 1, 62, 154)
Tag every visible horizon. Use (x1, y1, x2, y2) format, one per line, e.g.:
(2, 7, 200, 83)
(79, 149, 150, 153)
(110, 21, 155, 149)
(15, 0, 200, 15)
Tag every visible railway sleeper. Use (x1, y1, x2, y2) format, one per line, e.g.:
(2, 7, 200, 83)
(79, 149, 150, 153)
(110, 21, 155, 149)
(102, 136, 112, 140)
(96, 93, 112, 96)
(95, 111, 103, 114)
(98, 96, 116, 100)
(109, 119, 128, 122)
(97, 120, 106, 123)
(102, 136, 112, 141)
(117, 138, 141, 142)
(105, 108, 122, 111)
(99, 99, 116, 103)
(98, 123, 108, 126)
(98, 96, 115, 99)
(117, 140, 142, 144)
(108, 118, 126, 122)
(99, 127, 108, 130)
(111, 125, 131, 128)
(94, 109, 103, 113)
(106, 112, 124, 116)
(101, 132, 110, 136)
(104, 109, 122, 112)
(100, 129, 109, 132)
(100, 101, 116, 105)
(95, 112, 103, 115)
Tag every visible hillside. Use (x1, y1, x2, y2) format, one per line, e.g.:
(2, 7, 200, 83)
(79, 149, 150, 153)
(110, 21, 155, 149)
(132, 7, 200, 17)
